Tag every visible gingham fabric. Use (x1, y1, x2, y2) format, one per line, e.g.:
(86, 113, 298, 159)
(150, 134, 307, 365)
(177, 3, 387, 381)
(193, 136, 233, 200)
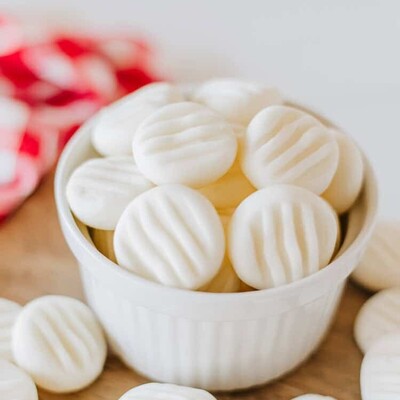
(0, 15, 158, 222)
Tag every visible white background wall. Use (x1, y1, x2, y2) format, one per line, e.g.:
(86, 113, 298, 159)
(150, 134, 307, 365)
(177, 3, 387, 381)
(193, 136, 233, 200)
(1, 0, 399, 216)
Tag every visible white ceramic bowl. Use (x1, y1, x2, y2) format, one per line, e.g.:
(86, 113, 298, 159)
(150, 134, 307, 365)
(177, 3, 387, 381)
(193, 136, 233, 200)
(55, 115, 378, 391)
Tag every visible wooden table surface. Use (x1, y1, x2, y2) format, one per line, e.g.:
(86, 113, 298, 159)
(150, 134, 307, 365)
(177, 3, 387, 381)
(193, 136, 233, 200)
(0, 172, 370, 400)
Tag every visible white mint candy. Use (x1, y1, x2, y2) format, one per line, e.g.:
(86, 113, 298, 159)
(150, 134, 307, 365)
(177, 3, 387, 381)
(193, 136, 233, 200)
(199, 156, 255, 211)
(228, 185, 339, 290)
(119, 383, 216, 400)
(91, 229, 116, 262)
(179, 82, 196, 99)
(292, 396, 336, 400)
(352, 219, 400, 292)
(12, 295, 107, 393)
(114, 184, 225, 290)
(191, 78, 283, 125)
(0, 298, 22, 361)
(91, 82, 184, 156)
(361, 333, 400, 400)
(133, 102, 238, 187)
(230, 123, 246, 139)
(354, 288, 400, 354)
(0, 360, 38, 400)
(66, 156, 154, 230)
(242, 105, 339, 194)
(322, 129, 364, 214)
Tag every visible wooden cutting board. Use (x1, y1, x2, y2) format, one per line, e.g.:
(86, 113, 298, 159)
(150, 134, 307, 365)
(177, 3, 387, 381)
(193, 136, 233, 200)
(0, 172, 370, 400)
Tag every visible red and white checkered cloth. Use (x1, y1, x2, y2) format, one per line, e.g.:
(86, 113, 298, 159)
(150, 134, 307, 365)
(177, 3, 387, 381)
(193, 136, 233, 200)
(0, 15, 159, 222)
